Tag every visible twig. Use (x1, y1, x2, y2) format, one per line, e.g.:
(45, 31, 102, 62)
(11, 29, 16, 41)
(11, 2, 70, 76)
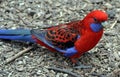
(4, 47, 33, 64)
(81, 3, 87, 10)
(18, 15, 29, 25)
(84, 0, 91, 3)
(110, 20, 118, 29)
(113, 69, 120, 74)
(90, 67, 96, 74)
(74, 65, 92, 69)
(89, 73, 105, 77)
(47, 67, 81, 77)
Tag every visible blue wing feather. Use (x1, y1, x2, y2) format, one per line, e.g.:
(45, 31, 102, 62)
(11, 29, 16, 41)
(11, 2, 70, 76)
(31, 30, 79, 57)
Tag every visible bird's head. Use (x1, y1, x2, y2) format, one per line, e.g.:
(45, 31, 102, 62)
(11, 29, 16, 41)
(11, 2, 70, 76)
(83, 10, 108, 32)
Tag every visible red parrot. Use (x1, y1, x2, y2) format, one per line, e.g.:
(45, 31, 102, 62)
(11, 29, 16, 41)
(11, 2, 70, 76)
(0, 10, 108, 63)
(31, 10, 108, 63)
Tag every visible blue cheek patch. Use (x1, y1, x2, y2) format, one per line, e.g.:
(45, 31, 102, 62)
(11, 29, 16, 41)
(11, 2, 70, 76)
(90, 23, 103, 32)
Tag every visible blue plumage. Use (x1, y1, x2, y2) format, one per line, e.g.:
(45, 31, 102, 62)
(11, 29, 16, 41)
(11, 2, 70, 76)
(0, 29, 78, 57)
(55, 47, 77, 57)
(31, 30, 78, 57)
(0, 29, 31, 35)
(0, 29, 35, 43)
(90, 23, 103, 32)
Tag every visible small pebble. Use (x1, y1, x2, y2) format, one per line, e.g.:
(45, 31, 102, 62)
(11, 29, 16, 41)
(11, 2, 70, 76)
(107, 9, 116, 19)
(118, 51, 120, 57)
(36, 70, 42, 75)
(15, 65, 24, 72)
(63, 74, 68, 77)
(0, 42, 3, 45)
(43, 68, 49, 73)
(104, 3, 113, 9)
(16, 61, 24, 65)
(28, 11, 36, 17)
(113, 51, 120, 61)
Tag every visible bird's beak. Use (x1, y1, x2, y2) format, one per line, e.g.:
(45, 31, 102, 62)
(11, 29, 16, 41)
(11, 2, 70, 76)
(101, 21, 108, 28)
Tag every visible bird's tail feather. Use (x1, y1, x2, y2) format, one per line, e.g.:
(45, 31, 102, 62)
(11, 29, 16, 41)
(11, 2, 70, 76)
(0, 29, 35, 43)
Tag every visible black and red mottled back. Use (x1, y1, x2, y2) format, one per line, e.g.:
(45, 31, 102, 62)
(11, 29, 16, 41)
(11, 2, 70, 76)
(45, 21, 81, 49)
(45, 26, 78, 49)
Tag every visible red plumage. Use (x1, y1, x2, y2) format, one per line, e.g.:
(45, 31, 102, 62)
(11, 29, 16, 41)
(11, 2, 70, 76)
(31, 10, 108, 63)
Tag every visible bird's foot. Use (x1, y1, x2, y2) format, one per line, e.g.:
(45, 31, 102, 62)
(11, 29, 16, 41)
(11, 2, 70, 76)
(71, 58, 78, 64)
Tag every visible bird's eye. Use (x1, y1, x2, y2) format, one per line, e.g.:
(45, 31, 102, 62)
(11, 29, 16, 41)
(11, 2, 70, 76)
(93, 18, 97, 22)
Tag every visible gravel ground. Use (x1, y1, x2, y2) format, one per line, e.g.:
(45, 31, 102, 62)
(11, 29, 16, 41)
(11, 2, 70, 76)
(0, 0, 120, 77)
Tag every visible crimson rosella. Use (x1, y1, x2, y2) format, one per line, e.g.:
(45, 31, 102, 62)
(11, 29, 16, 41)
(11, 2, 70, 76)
(0, 10, 108, 63)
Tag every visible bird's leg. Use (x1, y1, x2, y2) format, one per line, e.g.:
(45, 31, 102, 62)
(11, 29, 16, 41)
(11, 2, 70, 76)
(83, 52, 92, 57)
(71, 58, 82, 66)
(71, 58, 78, 64)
